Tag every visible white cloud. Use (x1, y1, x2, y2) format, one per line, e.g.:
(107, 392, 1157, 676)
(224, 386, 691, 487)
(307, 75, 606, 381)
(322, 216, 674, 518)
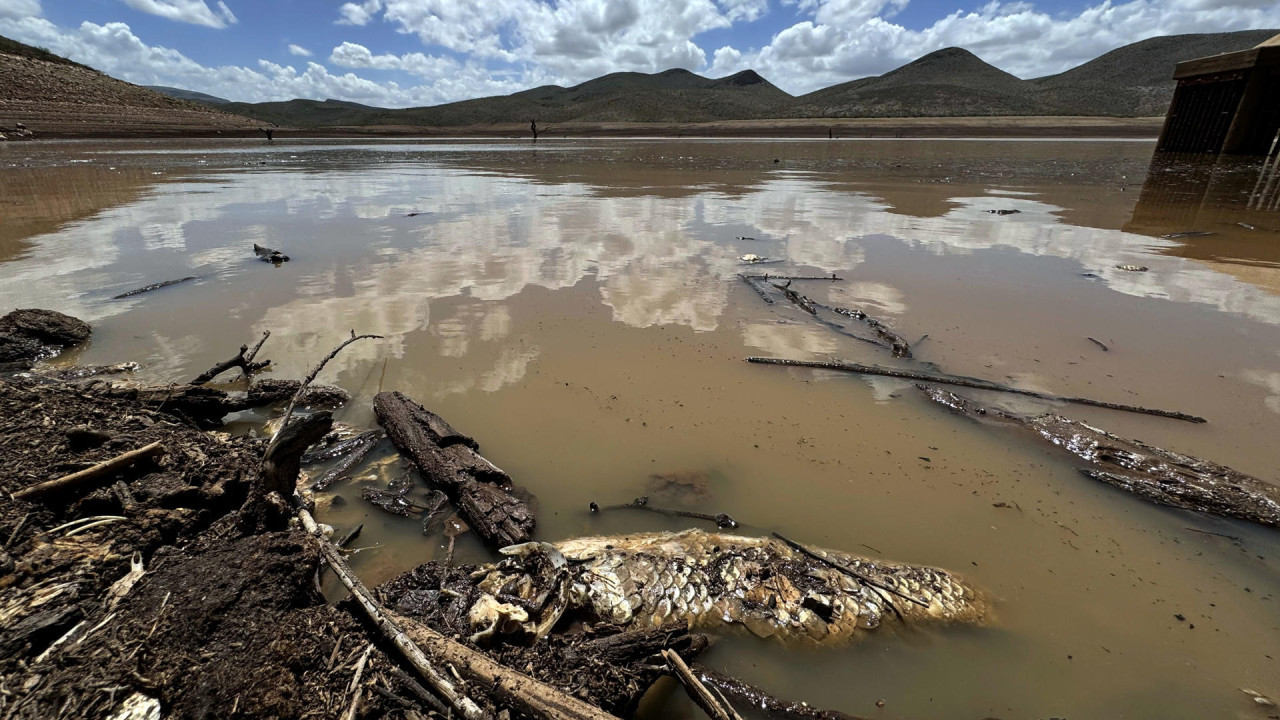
(119, 0, 236, 28)
(0, 0, 40, 20)
(336, 0, 381, 26)
(287, 43, 312, 56)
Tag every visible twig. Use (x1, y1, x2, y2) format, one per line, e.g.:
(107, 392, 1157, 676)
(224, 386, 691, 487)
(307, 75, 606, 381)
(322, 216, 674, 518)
(273, 331, 382, 443)
(190, 331, 272, 384)
(1087, 337, 1110, 352)
(590, 497, 739, 529)
(64, 518, 125, 537)
(772, 532, 928, 611)
(738, 274, 774, 304)
(3, 513, 29, 550)
(1185, 527, 1243, 543)
(746, 357, 1206, 423)
(343, 643, 374, 720)
(663, 649, 744, 720)
(14, 442, 166, 501)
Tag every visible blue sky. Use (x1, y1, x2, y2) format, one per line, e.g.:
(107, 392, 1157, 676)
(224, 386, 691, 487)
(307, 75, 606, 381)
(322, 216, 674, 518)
(1, 0, 1277, 107)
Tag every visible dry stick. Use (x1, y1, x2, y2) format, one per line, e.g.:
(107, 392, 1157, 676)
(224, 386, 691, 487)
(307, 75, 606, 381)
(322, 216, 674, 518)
(13, 442, 165, 501)
(298, 507, 486, 720)
(191, 331, 272, 385)
(272, 331, 383, 444)
(590, 497, 739, 529)
(771, 532, 927, 614)
(3, 513, 29, 551)
(343, 643, 374, 720)
(745, 357, 1206, 423)
(663, 649, 744, 720)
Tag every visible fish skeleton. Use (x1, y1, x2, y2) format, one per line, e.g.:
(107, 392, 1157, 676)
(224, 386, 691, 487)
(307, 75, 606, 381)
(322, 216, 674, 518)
(468, 529, 988, 645)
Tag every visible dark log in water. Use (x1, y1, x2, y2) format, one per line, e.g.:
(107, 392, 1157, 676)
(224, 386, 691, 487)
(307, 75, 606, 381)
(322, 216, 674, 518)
(374, 391, 535, 546)
(746, 357, 1206, 423)
(738, 274, 775, 304)
(253, 243, 289, 263)
(919, 386, 1280, 528)
(771, 281, 818, 315)
(817, 303, 912, 359)
(692, 664, 863, 720)
(111, 276, 199, 300)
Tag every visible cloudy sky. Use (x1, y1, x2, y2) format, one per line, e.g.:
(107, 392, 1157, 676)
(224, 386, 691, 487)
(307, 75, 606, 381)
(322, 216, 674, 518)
(0, 0, 1276, 107)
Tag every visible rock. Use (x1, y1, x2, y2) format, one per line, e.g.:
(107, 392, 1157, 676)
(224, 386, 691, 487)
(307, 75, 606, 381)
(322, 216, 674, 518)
(0, 309, 91, 346)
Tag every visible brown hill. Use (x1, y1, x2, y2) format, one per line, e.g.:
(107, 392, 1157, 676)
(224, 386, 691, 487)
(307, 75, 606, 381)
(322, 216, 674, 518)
(0, 36, 258, 136)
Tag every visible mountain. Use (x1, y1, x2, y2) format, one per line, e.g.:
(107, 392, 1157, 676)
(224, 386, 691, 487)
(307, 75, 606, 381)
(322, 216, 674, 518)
(793, 47, 1049, 118)
(146, 85, 231, 105)
(1031, 29, 1280, 116)
(216, 67, 793, 128)
(0, 36, 258, 135)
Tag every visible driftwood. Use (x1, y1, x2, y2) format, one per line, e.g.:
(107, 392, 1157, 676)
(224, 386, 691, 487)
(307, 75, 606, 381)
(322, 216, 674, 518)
(920, 386, 1280, 528)
(1087, 337, 1110, 352)
(747, 357, 1207, 423)
(748, 274, 843, 281)
(309, 430, 382, 492)
(590, 497, 739, 529)
(693, 664, 863, 720)
(12, 441, 164, 502)
(191, 331, 271, 384)
(817, 304, 911, 358)
(664, 649, 744, 720)
(738, 274, 775, 304)
(374, 391, 535, 547)
(299, 509, 487, 720)
(771, 282, 817, 315)
(253, 243, 289, 263)
(112, 276, 198, 300)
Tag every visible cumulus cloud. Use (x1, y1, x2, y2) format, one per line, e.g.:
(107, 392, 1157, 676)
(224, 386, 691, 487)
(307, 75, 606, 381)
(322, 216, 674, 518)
(336, 0, 381, 26)
(0, 0, 40, 19)
(119, 0, 237, 28)
(287, 43, 312, 56)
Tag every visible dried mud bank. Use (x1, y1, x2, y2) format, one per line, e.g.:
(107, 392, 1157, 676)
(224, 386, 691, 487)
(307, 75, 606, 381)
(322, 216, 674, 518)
(0, 308, 868, 720)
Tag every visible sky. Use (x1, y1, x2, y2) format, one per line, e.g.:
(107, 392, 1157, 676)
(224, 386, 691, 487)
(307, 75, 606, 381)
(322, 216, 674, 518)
(0, 0, 1276, 108)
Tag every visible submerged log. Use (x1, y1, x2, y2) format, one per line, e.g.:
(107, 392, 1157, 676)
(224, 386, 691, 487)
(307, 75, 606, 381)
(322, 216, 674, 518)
(738, 274, 775, 304)
(310, 430, 382, 492)
(374, 391, 535, 547)
(771, 282, 817, 315)
(817, 304, 911, 359)
(919, 386, 1280, 528)
(747, 357, 1206, 423)
(692, 665, 863, 720)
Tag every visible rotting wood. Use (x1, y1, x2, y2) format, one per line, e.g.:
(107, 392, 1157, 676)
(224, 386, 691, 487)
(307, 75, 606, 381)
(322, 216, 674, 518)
(374, 391, 535, 547)
(242, 412, 333, 532)
(692, 664, 863, 720)
(393, 608, 623, 720)
(13, 441, 164, 502)
(748, 273, 843, 281)
(191, 331, 271, 385)
(663, 649, 744, 720)
(746, 357, 1207, 423)
(310, 430, 382, 492)
(111, 276, 198, 300)
(919, 385, 1279, 528)
(816, 303, 911, 359)
(771, 282, 818, 315)
(590, 496, 739, 529)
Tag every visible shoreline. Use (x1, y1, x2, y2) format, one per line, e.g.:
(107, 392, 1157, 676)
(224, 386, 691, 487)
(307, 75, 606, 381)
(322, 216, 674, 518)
(19, 116, 1164, 140)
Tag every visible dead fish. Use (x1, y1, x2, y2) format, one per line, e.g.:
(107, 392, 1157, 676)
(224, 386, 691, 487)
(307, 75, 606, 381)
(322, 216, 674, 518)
(466, 529, 987, 646)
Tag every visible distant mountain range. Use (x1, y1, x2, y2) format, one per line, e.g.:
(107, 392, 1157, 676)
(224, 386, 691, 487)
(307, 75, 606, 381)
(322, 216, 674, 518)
(2, 29, 1275, 135)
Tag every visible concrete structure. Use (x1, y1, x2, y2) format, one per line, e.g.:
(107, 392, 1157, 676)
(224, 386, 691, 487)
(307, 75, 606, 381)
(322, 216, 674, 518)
(1157, 34, 1280, 155)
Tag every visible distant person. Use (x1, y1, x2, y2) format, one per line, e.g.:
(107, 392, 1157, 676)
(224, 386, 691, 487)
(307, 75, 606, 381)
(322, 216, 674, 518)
(530, 119, 538, 142)
(260, 127, 274, 142)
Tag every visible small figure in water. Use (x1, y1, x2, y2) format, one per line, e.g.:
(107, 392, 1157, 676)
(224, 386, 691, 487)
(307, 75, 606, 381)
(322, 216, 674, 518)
(260, 127, 274, 142)
(530, 118, 538, 142)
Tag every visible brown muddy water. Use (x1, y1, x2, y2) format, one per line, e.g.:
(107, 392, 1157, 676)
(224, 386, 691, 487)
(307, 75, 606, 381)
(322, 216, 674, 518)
(2, 138, 1279, 719)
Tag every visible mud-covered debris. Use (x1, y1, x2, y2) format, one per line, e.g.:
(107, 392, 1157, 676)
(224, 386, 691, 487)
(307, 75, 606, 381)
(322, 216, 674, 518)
(253, 243, 289, 263)
(920, 385, 1280, 528)
(0, 308, 91, 366)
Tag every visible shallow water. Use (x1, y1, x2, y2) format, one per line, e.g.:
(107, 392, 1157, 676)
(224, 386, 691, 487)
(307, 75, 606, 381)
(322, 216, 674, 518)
(2, 138, 1279, 719)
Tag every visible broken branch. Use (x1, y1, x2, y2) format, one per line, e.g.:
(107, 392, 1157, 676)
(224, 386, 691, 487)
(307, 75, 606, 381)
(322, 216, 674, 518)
(746, 357, 1206, 423)
(663, 649, 744, 720)
(190, 331, 272, 385)
(13, 441, 164, 501)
